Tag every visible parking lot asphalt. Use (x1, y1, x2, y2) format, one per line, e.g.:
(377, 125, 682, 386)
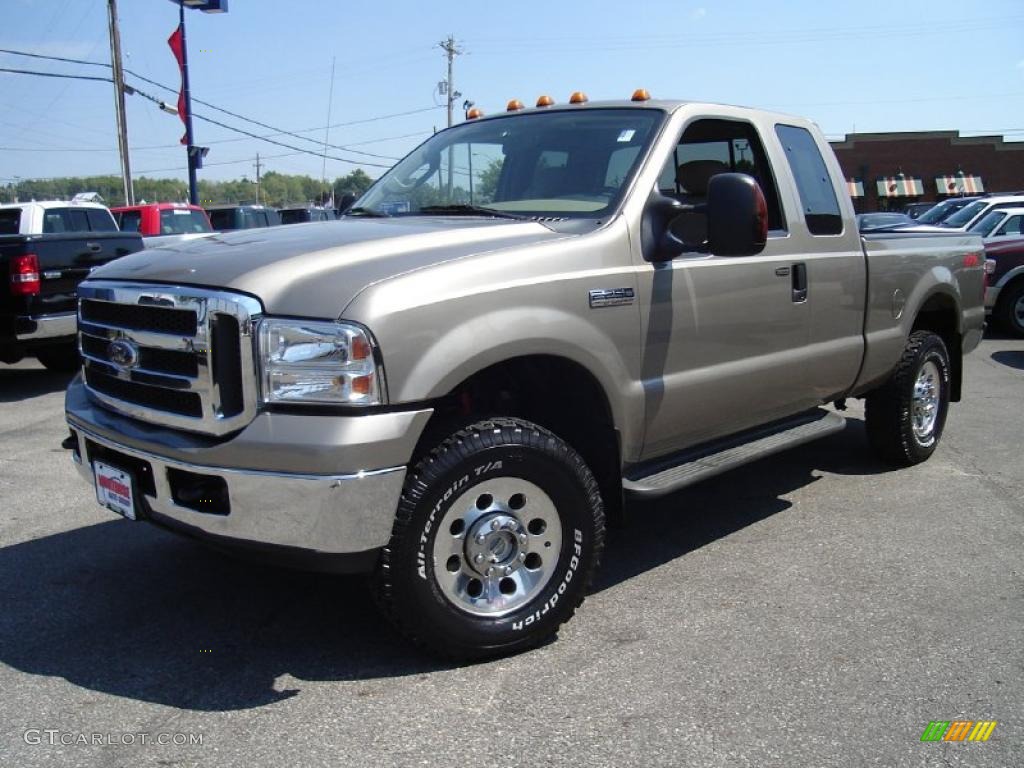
(0, 335, 1021, 768)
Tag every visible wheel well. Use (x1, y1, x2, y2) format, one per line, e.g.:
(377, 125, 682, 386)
(413, 355, 624, 522)
(912, 293, 962, 401)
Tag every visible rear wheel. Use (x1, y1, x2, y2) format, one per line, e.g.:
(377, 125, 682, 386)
(35, 344, 80, 373)
(995, 281, 1024, 337)
(865, 331, 951, 466)
(373, 417, 604, 659)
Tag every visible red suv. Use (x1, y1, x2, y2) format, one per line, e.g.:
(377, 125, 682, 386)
(111, 203, 213, 237)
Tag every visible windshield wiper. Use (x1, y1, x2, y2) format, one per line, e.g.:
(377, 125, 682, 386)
(344, 207, 388, 217)
(416, 204, 524, 220)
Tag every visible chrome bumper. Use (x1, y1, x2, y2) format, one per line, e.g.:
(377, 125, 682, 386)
(68, 423, 407, 555)
(16, 312, 77, 341)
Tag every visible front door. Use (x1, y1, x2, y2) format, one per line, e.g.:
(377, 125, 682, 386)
(636, 117, 816, 459)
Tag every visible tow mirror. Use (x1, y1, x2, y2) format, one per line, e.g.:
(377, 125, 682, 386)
(706, 173, 768, 257)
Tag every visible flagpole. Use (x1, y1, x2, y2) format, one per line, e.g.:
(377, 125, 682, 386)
(178, 1, 199, 205)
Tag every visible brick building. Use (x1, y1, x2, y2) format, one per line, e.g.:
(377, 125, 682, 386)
(829, 131, 1024, 213)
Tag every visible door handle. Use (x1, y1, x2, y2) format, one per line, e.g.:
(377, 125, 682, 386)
(791, 262, 807, 303)
(86, 242, 102, 253)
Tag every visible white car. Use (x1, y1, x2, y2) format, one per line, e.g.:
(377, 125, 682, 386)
(967, 206, 1024, 244)
(940, 194, 1024, 232)
(0, 195, 119, 235)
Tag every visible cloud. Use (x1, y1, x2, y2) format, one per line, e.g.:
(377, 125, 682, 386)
(691, 7, 707, 20)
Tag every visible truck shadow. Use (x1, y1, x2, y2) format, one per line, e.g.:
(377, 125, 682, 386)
(596, 417, 886, 592)
(0, 419, 886, 711)
(0, 364, 75, 402)
(990, 350, 1024, 371)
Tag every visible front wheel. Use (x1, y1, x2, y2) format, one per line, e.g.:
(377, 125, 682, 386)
(373, 417, 605, 659)
(865, 330, 951, 467)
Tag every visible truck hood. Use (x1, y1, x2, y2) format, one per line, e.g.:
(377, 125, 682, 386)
(89, 217, 566, 317)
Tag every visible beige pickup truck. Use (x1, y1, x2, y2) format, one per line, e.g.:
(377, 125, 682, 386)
(64, 95, 985, 658)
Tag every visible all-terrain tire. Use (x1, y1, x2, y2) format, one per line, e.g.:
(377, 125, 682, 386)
(865, 331, 951, 467)
(372, 417, 605, 660)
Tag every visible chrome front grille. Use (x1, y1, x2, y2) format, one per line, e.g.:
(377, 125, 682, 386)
(77, 281, 263, 436)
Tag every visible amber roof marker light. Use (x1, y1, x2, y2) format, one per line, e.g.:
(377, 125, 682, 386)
(536, 95, 555, 107)
(568, 91, 589, 104)
(631, 88, 651, 102)
(466, 107, 484, 120)
(506, 99, 525, 112)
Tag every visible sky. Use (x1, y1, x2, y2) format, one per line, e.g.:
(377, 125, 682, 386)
(1, 0, 1023, 184)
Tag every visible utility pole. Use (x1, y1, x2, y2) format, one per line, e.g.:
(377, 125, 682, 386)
(321, 56, 336, 206)
(254, 153, 262, 204)
(438, 35, 462, 197)
(177, 1, 199, 204)
(438, 35, 462, 128)
(107, 0, 133, 205)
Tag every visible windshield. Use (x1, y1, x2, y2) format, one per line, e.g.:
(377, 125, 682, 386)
(917, 200, 954, 224)
(942, 200, 988, 228)
(355, 108, 663, 218)
(968, 210, 1005, 237)
(159, 209, 213, 235)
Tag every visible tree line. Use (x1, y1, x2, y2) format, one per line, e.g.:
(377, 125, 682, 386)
(0, 169, 376, 208)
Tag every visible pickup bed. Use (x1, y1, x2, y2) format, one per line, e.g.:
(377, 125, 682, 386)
(2, 231, 143, 370)
(63, 97, 985, 657)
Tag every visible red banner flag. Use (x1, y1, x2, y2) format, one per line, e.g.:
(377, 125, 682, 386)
(167, 26, 188, 145)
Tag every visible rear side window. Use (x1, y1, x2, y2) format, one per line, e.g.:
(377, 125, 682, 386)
(775, 124, 843, 235)
(87, 209, 118, 232)
(208, 209, 235, 230)
(996, 215, 1024, 236)
(43, 209, 71, 233)
(118, 211, 142, 232)
(0, 209, 20, 234)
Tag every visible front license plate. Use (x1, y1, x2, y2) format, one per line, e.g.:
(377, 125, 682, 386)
(94, 461, 137, 520)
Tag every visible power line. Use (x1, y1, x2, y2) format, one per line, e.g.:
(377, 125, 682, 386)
(0, 46, 410, 160)
(0, 66, 111, 82)
(0, 64, 395, 168)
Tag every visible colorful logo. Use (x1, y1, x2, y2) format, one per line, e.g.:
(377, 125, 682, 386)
(920, 721, 997, 742)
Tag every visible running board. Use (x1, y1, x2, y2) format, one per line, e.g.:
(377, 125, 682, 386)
(623, 409, 846, 497)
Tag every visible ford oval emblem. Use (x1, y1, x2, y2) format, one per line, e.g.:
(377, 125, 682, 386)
(107, 339, 139, 369)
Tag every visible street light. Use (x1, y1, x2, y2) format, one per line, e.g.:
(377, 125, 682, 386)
(167, 0, 228, 204)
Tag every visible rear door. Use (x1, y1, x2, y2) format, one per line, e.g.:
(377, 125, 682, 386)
(773, 123, 866, 404)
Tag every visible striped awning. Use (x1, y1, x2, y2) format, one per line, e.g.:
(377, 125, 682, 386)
(846, 179, 864, 198)
(876, 177, 924, 197)
(936, 175, 984, 195)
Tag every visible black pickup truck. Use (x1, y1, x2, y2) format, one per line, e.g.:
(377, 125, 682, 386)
(1, 230, 143, 371)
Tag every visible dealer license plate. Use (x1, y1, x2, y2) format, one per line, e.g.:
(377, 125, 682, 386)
(94, 461, 137, 520)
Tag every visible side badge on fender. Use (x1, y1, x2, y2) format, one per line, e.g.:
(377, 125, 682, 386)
(588, 288, 635, 308)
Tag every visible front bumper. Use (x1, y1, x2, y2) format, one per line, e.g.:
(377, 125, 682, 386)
(65, 376, 431, 566)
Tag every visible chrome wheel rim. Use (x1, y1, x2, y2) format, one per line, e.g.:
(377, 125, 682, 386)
(912, 360, 941, 441)
(432, 478, 563, 617)
(1014, 294, 1024, 328)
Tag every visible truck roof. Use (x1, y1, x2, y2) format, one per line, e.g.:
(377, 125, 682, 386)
(110, 202, 204, 212)
(463, 99, 812, 127)
(0, 199, 111, 211)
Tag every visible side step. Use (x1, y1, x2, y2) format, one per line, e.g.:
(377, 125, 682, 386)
(623, 408, 846, 497)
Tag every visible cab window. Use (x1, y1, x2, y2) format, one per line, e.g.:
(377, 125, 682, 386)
(657, 118, 786, 240)
(118, 210, 142, 232)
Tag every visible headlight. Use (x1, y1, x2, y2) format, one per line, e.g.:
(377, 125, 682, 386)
(258, 318, 383, 405)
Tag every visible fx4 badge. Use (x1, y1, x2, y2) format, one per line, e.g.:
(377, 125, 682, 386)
(588, 287, 635, 308)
